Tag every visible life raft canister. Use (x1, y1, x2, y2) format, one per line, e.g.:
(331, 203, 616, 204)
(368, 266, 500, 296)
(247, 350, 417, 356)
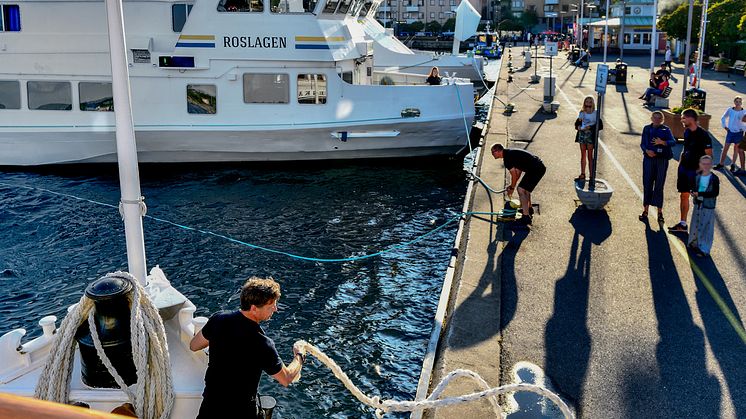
(75, 275, 138, 388)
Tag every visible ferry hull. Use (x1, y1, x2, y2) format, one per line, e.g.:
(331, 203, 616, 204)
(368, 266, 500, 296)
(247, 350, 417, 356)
(0, 118, 469, 165)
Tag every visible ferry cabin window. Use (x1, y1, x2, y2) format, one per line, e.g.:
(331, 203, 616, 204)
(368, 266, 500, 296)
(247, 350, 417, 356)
(271, 0, 317, 13)
(187, 84, 217, 114)
(217, 0, 263, 12)
(172, 3, 193, 32)
(322, 0, 339, 13)
(336, 0, 352, 13)
(358, 0, 373, 17)
(297, 75, 327, 104)
(243, 74, 289, 104)
(27, 81, 72, 111)
(0, 81, 20, 109)
(79, 82, 114, 111)
(340, 71, 353, 84)
(0, 5, 21, 31)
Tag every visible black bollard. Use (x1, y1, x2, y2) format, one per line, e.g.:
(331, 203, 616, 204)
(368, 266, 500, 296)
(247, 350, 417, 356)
(75, 275, 138, 388)
(258, 395, 277, 419)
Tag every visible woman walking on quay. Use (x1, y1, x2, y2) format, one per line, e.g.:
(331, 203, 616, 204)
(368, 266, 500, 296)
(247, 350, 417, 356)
(639, 111, 676, 223)
(688, 155, 720, 257)
(574, 96, 601, 180)
(715, 96, 746, 173)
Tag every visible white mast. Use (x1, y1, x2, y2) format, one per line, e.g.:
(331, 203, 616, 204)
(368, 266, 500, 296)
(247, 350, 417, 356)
(695, 0, 709, 89)
(105, 0, 148, 285)
(603, 0, 610, 63)
(649, 0, 658, 75)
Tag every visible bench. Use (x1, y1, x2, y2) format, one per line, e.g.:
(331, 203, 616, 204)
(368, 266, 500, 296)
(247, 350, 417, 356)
(648, 86, 673, 108)
(730, 60, 746, 74)
(701, 56, 719, 69)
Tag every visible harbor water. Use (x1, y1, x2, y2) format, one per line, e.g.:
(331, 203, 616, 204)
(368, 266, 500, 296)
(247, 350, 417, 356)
(0, 160, 468, 417)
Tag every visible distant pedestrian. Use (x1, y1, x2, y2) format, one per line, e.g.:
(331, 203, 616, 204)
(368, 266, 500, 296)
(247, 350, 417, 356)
(664, 46, 673, 72)
(426, 67, 442, 85)
(688, 155, 719, 257)
(574, 96, 602, 181)
(639, 111, 676, 223)
(714, 96, 746, 173)
(491, 144, 546, 226)
(669, 109, 713, 233)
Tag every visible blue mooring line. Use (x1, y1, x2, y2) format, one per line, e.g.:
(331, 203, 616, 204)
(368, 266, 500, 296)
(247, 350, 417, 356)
(0, 182, 506, 263)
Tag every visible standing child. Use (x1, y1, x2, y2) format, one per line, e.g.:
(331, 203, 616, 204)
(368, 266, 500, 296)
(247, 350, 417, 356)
(715, 96, 746, 173)
(574, 96, 601, 180)
(688, 155, 720, 257)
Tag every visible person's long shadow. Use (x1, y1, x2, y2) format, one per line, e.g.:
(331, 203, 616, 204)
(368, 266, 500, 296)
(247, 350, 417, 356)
(544, 208, 611, 408)
(640, 223, 721, 417)
(448, 184, 506, 349)
(689, 252, 746, 417)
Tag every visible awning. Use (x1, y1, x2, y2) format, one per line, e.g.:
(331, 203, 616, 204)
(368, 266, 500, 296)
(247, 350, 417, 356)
(586, 16, 654, 27)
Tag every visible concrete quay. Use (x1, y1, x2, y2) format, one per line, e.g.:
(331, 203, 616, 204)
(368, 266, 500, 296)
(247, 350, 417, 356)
(423, 46, 746, 419)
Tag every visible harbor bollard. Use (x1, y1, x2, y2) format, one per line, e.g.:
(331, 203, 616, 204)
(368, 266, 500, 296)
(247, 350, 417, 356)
(259, 395, 277, 419)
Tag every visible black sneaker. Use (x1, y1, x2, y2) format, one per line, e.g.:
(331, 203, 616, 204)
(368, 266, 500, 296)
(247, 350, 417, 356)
(714, 164, 724, 170)
(731, 164, 737, 173)
(529, 206, 535, 216)
(668, 222, 687, 232)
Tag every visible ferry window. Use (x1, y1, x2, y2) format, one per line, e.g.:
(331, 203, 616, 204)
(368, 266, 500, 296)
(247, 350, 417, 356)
(358, 0, 372, 16)
(323, 0, 339, 13)
(0, 5, 21, 32)
(297, 74, 327, 104)
(0, 81, 20, 109)
(271, 0, 317, 13)
(217, 0, 263, 12)
(243, 73, 288, 104)
(27, 81, 72, 111)
(340, 71, 353, 84)
(79, 82, 114, 111)
(172, 3, 193, 32)
(336, 0, 352, 13)
(187, 84, 217, 114)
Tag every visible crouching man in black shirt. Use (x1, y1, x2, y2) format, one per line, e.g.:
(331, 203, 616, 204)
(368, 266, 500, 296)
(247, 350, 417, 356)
(190, 277, 304, 419)
(491, 143, 546, 225)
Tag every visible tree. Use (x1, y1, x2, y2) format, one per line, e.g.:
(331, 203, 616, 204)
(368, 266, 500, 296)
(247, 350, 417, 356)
(520, 9, 539, 30)
(425, 20, 442, 33)
(705, 0, 746, 47)
(409, 20, 425, 32)
(442, 17, 456, 32)
(658, 1, 702, 40)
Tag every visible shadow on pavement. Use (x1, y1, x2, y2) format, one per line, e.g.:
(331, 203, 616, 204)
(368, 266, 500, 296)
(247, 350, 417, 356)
(447, 183, 504, 349)
(640, 223, 722, 417)
(543, 208, 611, 409)
(689, 253, 746, 418)
(498, 227, 530, 332)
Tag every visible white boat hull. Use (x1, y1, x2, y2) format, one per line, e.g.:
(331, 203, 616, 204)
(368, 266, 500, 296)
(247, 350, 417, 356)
(0, 118, 468, 165)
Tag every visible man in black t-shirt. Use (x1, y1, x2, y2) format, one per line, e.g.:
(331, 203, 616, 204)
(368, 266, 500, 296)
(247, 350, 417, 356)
(669, 109, 713, 232)
(190, 277, 304, 419)
(651, 63, 671, 87)
(491, 143, 546, 225)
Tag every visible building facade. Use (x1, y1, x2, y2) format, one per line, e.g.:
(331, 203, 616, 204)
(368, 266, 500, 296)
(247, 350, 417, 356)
(377, 0, 485, 27)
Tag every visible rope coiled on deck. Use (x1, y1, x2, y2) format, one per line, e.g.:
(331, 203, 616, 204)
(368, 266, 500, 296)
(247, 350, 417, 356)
(34, 272, 175, 419)
(294, 340, 574, 418)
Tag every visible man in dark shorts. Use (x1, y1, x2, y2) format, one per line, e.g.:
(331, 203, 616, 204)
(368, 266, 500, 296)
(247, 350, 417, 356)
(669, 109, 712, 232)
(190, 277, 304, 418)
(491, 143, 546, 225)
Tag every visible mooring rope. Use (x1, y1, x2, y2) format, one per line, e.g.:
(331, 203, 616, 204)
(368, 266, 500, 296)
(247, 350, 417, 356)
(294, 340, 574, 418)
(35, 272, 175, 419)
(0, 182, 510, 263)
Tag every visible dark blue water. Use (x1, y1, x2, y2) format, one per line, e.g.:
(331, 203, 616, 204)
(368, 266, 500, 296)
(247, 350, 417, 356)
(0, 160, 467, 418)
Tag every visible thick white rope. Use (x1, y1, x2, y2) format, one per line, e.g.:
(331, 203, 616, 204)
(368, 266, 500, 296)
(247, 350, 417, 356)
(294, 340, 574, 418)
(35, 272, 174, 419)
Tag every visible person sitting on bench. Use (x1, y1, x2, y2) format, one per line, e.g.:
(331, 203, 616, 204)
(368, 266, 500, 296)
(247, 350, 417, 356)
(574, 49, 590, 67)
(640, 74, 669, 103)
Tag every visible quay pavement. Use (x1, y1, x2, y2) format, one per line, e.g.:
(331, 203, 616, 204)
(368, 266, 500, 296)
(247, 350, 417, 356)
(428, 47, 746, 418)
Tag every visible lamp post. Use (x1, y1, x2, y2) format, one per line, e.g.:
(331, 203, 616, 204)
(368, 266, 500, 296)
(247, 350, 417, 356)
(619, 0, 626, 60)
(649, 0, 658, 75)
(681, 0, 694, 102)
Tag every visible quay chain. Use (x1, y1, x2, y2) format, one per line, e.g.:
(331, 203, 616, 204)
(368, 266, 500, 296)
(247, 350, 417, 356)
(35, 272, 174, 419)
(294, 340, 575, 419)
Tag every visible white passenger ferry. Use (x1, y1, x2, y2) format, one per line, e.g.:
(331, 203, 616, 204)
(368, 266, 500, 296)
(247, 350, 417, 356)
(0, 0, 475, 165)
